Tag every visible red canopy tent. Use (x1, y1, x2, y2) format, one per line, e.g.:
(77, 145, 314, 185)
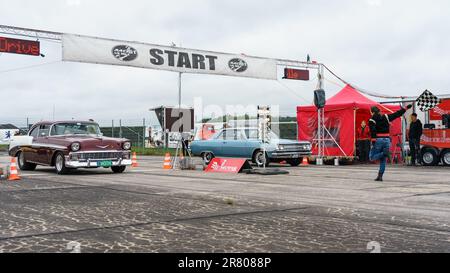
(297, 85, 403, 158)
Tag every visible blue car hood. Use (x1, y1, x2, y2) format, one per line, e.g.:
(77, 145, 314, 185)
(269, 139, 310, 145)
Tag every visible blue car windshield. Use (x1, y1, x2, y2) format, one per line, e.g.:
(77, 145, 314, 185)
(211, 128, 280, 140)
(244, 129, 279, 140)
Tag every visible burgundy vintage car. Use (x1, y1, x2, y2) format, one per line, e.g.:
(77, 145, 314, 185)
(8, 121, 132, 174)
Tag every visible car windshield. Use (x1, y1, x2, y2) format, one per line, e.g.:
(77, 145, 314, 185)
(211, 130, 223, 139)
(244, 129, 280, 140)
(51, 123, 101, 136)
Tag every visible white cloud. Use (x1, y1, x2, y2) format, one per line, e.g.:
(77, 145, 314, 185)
(367, 0, 382, 7)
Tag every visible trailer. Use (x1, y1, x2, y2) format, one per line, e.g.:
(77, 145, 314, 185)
(420, 128, 450, 166)
(380, 97, 450, 166)
(418, 98, 450, 166)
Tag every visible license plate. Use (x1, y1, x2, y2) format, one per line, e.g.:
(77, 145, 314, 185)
(98, 160, 112, 167)
(292, 154, 299, 158)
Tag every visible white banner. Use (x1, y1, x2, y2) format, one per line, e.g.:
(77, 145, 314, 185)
(62, 34, 277, 80)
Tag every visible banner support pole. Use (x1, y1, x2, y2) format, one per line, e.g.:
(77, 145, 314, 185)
(316, 64, 325, 165)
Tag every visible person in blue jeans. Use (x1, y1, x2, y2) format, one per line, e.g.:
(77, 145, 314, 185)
(369, 104, 412, 181)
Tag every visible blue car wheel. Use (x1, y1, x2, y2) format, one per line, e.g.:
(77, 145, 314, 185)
(253, 150, 269, 167)
(202, 152, 214, 164)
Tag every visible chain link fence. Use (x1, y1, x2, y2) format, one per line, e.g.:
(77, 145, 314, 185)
(1, 117, 299, 150)
(98, 119, 147, 150)
(0, 118, 151, 150)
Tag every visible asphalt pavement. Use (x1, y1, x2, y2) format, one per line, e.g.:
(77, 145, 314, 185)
(0, 154, 449, 253)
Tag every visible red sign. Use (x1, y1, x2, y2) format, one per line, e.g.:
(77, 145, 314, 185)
(429, 99, 450, 120)
(283, 68, 310, 81)
(204, 158, 252, 174)
(421, 129, 450, 149)
(0, 36, 40, 56)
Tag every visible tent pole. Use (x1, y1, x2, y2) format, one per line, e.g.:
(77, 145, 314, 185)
(401, 98, 407, 163)
(354, 108, 356, 157)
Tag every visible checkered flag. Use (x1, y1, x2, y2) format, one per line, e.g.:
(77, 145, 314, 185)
(416, 90, 441, 112)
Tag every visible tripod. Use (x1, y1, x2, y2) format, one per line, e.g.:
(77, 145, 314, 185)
(172, 133, 192, 169)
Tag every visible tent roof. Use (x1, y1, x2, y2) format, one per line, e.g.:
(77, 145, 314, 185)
(297, 84, 401, 113)
(326, 84, 377, 106)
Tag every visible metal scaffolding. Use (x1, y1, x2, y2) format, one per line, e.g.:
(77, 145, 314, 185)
(0, 25, 62, 42)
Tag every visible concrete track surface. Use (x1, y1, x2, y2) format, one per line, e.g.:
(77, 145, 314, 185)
(0, 154, 449, 253)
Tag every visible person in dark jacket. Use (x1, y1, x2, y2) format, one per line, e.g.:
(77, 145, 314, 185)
(369, 104, 412, 181)
(408, 113, 423, 166)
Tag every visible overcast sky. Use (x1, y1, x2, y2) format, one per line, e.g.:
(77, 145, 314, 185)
(1, 0, 450, 126)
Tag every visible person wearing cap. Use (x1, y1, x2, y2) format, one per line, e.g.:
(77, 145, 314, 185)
(369, 104, 412, 181)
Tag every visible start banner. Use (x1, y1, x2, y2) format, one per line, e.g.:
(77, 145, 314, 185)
(62, 34, 277, 80)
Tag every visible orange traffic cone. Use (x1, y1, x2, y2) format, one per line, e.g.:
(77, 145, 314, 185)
(301, 157, 309, 166)
(163, 153, 172, 169)
(131, 152, 138, 167)
(8, 157, 21, 181)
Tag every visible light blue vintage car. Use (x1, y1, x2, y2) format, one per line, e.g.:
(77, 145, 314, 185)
(189, 127, 312, 167)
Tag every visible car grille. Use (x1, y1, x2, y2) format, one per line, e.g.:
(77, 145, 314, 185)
(280, 144, 310, 151)
(79, 152, 124, 160)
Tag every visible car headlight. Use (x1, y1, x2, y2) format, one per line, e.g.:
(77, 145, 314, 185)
(71, 142, 81, 152)
(70, 153, 81, 161)
(277, 145, 284, 150)
(123, 142, 131, 150)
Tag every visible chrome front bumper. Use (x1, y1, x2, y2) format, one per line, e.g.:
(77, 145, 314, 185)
(65, 151, 132, 168)
(270, 151, 311, 159)
(65, 158, 132, 168)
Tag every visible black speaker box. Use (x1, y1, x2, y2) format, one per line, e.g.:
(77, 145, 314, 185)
(314, 89, 326, 109)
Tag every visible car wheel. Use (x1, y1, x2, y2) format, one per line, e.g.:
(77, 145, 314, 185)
(17, 151, 37, 171)
(202, 152, 214, 164)
(421, 148, 439, 166)
(441, 149, 450, 166)
(287, 158, 302, 167)
(54, 152, 70, 175)
(111, 166, 126, 173)
(253, 150, 270, 167)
